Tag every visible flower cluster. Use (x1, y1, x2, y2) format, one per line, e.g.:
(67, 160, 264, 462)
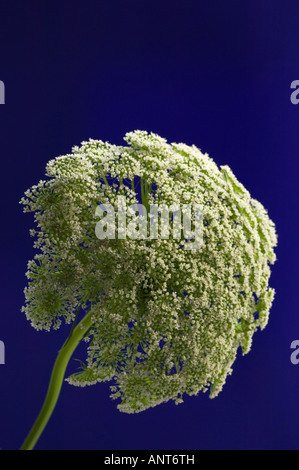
(20, 130, 277, 413)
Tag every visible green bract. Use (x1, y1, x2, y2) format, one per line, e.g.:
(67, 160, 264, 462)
(20, 130, 277, 413)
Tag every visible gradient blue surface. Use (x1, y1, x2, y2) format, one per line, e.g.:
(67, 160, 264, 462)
(0, 0, 299, 450)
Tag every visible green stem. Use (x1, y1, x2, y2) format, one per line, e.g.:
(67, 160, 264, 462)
(20, 310, 94, 451)
(141, 177, 146, 207)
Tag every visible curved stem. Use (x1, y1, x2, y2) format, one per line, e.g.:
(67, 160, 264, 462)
(20, 310, 94, 451)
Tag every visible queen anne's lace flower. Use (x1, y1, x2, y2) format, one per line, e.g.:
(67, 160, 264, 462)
(20, 130, 277, 413)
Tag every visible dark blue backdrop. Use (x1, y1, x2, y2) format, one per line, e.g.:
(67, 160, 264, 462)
(0, 0, 298, 450)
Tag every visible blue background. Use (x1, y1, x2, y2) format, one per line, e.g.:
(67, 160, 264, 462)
(0, 0, 298, 450)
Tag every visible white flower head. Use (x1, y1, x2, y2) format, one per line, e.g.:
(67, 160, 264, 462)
(20, 131, 277, 413)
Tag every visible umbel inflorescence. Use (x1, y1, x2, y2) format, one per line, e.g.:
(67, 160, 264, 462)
(20, 130, 277, 414)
